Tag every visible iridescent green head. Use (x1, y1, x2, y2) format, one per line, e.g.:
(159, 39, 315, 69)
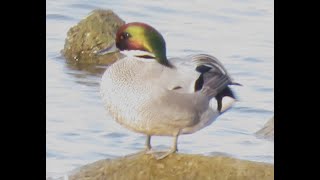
(115, 22, 173, 68)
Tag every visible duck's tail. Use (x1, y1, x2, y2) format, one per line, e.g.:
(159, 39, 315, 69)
(192, 54, 241, 113)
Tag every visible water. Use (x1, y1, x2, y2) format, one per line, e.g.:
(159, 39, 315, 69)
(46, 0, 274, 178)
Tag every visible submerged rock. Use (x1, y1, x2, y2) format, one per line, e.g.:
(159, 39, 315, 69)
(256, 116, 274, 140)
(62, 9, 125, 65)
(69, 152, 274, 180)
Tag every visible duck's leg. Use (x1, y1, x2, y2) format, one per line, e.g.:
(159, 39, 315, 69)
(139, 135, 153, 155)
(155, 131, 180, 160)
(145, 135, 152, 151)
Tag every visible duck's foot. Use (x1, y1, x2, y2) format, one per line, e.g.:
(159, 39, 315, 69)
(150, 131, 180, 160)
(136, 147, 152, 155)
(145, 149, 155, 154)
(152, 149, 177, 160)
(145, 148, 177, 160)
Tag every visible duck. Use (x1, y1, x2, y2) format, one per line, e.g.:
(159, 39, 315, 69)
(99, 22, 240, 159)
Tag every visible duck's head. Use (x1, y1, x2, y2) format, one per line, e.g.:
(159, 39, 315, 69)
(98, 22, 173, 68)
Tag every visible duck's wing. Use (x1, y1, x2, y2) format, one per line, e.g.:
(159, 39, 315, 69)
(191, 54, 240, 96)
(163, 54, 241, 113)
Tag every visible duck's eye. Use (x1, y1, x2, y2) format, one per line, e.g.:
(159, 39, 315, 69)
(120, 32, 130, 40)
(122, 32, 130, 39)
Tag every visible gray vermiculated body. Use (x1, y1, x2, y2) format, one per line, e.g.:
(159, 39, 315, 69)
(100, 55, 225, 136)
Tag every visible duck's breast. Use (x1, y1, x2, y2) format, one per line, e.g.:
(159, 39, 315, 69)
(100, 59, 163, 132)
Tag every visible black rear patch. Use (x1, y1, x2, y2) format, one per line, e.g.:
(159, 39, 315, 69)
(216, 87, 235, 112)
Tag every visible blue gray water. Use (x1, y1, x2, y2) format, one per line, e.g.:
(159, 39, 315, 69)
(46, 0, 274, 178)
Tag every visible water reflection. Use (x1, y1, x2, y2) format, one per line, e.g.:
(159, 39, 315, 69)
(65, 62, 107, 76)
(63, 52, 125, 87)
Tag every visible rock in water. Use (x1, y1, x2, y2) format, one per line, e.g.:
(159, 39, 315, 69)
(62, 9, 125, 65)
(68, 153, 274, 180)
(256, 116, 274, 140)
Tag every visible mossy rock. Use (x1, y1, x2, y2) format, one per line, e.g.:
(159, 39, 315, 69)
(62, 9, 125, 65)
(68, 152, 274, 180)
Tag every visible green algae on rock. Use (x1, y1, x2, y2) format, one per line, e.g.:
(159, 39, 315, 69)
(69, 152, 274, 180)
(62, 9, 125, 65)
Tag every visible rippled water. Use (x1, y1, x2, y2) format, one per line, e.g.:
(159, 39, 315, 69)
(46, 0, 274, 178)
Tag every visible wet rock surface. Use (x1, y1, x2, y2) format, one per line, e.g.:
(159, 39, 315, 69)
(69, 152, 274, 180)
(255, 116, 274, 140)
